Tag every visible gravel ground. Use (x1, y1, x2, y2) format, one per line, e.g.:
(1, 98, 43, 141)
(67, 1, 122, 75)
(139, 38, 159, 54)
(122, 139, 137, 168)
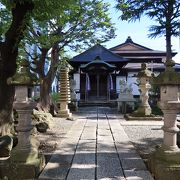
(122, 124, 163, 159)
(36, 117, 76, 162)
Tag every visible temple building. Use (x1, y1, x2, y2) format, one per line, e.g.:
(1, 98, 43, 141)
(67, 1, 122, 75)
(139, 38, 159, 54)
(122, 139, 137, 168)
(69, 36, 178, 104)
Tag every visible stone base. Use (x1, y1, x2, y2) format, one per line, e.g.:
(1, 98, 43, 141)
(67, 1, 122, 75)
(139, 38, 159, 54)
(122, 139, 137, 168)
(148, 147, 180, 180)
(134, 105, 152, 116)
(10, 136, 41, 161)
(0, 135, 13, 158)
(68, 102, 78, 111)
(56, 109, 72, 118)
(0, 154, 45, 179)
(124, 114, 163, 121)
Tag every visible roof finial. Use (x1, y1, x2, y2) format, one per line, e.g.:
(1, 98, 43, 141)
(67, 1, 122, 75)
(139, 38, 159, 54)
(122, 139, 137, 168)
(125, 36, 133, 43)
(94, 56, 101, 61)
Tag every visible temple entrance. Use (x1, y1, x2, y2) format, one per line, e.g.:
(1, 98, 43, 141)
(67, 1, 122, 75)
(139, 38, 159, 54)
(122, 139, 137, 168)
(80, 72, 116, 102)
(88, 73, 108, 101)
(79, 56, 117, 102)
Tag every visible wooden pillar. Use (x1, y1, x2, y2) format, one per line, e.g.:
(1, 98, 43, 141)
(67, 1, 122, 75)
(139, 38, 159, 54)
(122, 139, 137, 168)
(97, 74, 99, 98)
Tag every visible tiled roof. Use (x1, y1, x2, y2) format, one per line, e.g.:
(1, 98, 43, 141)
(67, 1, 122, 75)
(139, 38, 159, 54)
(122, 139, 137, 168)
(123, 63, 180, 71)
(71, 44, 129, 62)
(109, 36, 153, 51)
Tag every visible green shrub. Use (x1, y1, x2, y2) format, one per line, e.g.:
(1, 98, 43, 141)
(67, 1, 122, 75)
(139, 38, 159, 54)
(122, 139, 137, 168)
(51, 92, 60, 103)
(151, 105, 163, 115)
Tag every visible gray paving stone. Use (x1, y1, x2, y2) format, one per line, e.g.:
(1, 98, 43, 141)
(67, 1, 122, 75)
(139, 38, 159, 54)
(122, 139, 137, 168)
(124, 170, 154, 180)
(87, 116, 98, 120)
(85, 122, 97, 126)
(39, 107, 155, 180)
(118, 152, 141, 159)
(84, 125, 97, 129)
(98, 132, 113, 137)
(97, 153, 124, 179)
(98, 136, 113, 142)
(67, 152, 96, 180)
(98, 121, 109, 125)
(116, 143, 137, 152)
(98, 126, 110, 130)
(98, 129, 112, 135)
(81, 133, 97, 140)
(39, 119, 85, 179)
(56, 139, 80, 149)
(81, 125, 96, 133)
(67, 130, 83, 138)
(65, 129, 85, 139)
(67, 127, 96, 179)
(98, 133, 112, 137)
(77, 140, 96, 152)
(98, 178, 126, 180)
(97, 143, 115, 153)
(39, 153, 73, 179)
(121, 158, 147, 170)
(39, 165, 70, 180)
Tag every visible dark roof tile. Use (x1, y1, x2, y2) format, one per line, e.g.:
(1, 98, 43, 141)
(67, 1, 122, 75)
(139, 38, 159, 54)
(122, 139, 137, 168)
(71, 44, 129, 62)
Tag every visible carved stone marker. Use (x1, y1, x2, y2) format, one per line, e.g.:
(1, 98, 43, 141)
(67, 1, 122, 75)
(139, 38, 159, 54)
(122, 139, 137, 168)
(117, 79, 135, 113)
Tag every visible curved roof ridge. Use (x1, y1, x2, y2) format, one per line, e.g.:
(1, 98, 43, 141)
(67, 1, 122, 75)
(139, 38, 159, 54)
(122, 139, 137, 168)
(109, 36, 153, 51)
(71, 44, 129, 62)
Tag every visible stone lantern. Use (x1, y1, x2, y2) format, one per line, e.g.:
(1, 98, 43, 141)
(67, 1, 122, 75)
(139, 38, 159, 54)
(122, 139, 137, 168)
(149, 60, 180, 180)
(6, 60, 44, 179)
(134, 63, 152, 116)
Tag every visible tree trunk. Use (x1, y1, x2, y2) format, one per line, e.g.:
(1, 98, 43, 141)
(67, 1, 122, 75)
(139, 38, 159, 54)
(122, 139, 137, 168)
(39, 45, 59, 113)
(166, 19, 172, 62)
(166, 0, 173, 63)
(0, 2, 34, 135)
(39, 78, 52, 112)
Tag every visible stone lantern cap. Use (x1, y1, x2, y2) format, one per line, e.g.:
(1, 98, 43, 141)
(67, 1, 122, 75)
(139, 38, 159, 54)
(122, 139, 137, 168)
(136, 63, 152, 78)
(153, 60, 180, 85)
(7, 60, 39, 86)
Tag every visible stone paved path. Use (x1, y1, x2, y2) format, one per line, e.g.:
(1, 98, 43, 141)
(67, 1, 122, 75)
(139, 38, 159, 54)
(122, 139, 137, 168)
(39, 107, 154, 180)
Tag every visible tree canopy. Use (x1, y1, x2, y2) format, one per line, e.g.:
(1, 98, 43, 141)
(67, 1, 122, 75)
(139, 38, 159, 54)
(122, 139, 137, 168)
(25, 0, 115, 51)
(0, 0, 35, 135)
(0, 0, 81, 134)
(115, 0, 180, 61)
(22, 0, 116, 111)
(0, 0, 116, 118)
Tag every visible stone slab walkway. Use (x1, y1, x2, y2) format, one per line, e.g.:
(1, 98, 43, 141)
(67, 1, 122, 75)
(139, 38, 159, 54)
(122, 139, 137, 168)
(38, 107, 154, 180)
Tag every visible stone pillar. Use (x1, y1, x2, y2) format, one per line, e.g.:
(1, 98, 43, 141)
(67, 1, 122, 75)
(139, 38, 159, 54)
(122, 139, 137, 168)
(12, 86, 40, 162)
(134, 63, 152, 116)
(159, 86, 180, 150)
(5, 60, 45, 179)
(149, 60, 180, 180)
(57, 67, 72, 118)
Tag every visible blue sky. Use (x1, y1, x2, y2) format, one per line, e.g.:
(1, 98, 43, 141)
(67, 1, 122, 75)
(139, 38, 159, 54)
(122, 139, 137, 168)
(102, 0, 180, 63)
